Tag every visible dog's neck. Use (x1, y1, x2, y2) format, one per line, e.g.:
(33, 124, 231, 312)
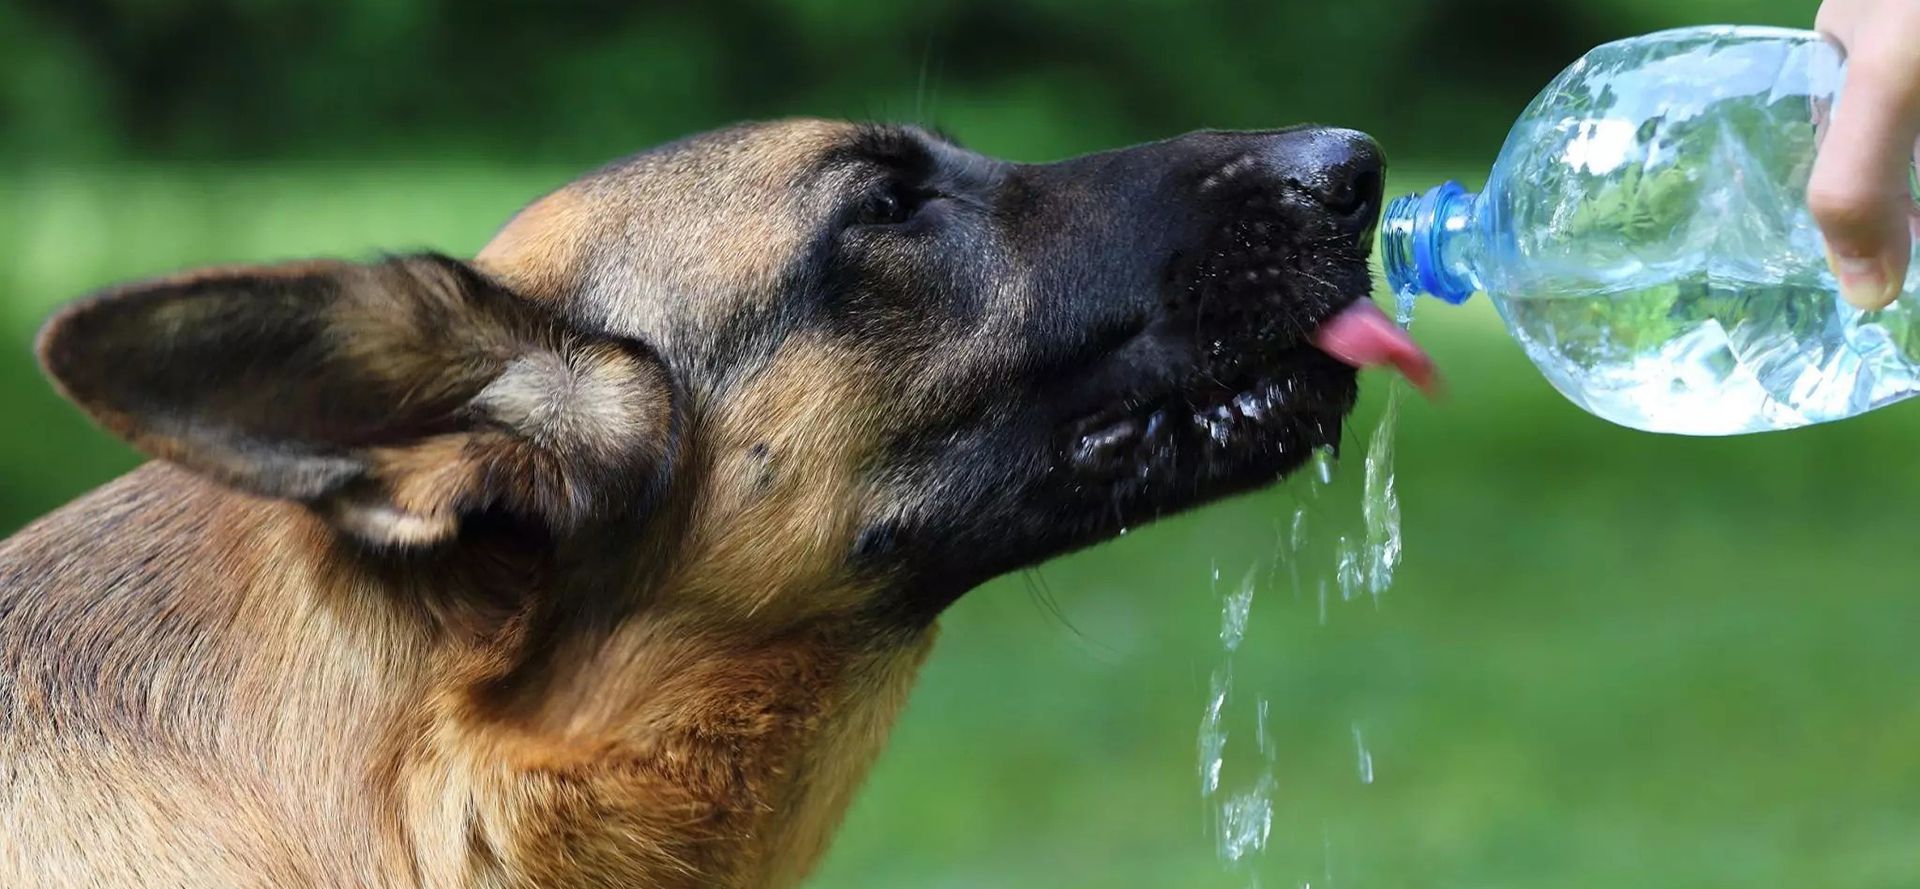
(316, 471, 940, 888)
(4, 461, 935, 888)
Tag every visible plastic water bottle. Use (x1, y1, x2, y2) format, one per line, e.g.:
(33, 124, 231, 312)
(1382, 25, 1920, 435)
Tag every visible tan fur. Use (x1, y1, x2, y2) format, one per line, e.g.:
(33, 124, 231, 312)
(3, 120, 942, 888)
(475, 186, 595, 304)
(673, 337, 888, 621)
(478, 120, 862, 354)
(3, 469, 931, 888)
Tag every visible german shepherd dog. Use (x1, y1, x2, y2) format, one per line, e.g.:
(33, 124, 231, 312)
(0, 120, 1426, 887)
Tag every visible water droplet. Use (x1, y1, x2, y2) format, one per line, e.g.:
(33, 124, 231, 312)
(1198, 666, 1231, 796)
(1310, 447, 1336, 486)
(1334, 535, 1362, 602)
(1283, 508, 1307, 602)
(1352, 724, 1374, 785)
(1322, 825, 1335, 886)
(1256, 697, 1275, 762)
(1232, 390, 1266, 421)
(1395, 285, 1418, 328)
(1220, 564, 1258, 651)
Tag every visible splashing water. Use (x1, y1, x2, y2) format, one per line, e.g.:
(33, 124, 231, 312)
(1198, 561, 1243, 796)
(1360, 394, 1401, 600)
(1358, 290, 1416, 601)
(1218, 698, 1278, 863)
(1199, 458, 1338, 880)
(1219, 774, 1278, 862)
(1197, 293, 1417, 884)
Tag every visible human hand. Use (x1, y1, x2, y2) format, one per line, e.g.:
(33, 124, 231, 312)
(1809, 0, 1920, 310)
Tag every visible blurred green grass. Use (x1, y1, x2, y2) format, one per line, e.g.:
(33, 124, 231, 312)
(4, 163, 1919, 889)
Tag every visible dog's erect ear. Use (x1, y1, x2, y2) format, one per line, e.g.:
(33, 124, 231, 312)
(37, 254, 676, 547)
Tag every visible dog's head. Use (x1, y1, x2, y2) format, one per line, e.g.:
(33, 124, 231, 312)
(37, 119, 1414, 624)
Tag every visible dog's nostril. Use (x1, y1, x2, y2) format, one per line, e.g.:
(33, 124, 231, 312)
(1317, 161, 1382, 221)
(1339, 169, 1382, 217)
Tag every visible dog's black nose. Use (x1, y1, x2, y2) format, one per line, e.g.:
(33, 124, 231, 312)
(1257, 127, 1384, 228)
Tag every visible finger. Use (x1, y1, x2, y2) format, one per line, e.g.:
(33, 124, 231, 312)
(1814, 0, 1870, 39)
(1808, 51, 1920, 309)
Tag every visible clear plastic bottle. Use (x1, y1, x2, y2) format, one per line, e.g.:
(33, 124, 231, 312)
(1383, 25, 1920, 435)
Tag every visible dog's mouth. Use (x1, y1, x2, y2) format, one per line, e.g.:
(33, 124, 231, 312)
(1053, 186, 1433, 516)
(1061, 344, 1357, 479)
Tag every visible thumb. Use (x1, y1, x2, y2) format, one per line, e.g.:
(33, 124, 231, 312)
(1808, 54, 1920, 310)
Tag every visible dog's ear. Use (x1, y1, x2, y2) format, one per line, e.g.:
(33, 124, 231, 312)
(37, 253, 677, 547)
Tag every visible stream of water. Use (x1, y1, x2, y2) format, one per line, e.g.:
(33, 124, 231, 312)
(1197, 291, 1415, 885)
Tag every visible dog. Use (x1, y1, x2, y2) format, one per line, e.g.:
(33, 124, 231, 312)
(0, 119, 1416, 887)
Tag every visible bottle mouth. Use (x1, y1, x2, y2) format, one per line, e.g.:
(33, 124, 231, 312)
(1379, 180, 1476, 305)
(1381, 193, 1424, 300)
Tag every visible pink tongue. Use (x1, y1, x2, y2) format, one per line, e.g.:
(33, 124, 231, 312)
(1312, 300, 1439, 395)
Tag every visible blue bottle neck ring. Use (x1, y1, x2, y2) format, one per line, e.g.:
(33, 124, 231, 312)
(1381, 180, 1480, 305)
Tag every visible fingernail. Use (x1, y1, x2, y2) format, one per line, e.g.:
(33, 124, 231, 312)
(1831, 253, 1892, 309)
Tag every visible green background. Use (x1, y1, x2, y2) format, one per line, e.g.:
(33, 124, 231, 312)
(4, 1, 1917, 886)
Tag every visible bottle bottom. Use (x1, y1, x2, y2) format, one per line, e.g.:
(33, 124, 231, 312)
(1500, 275, 1919, 435)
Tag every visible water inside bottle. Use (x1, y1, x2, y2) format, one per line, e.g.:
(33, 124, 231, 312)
(1499, 271, 1919, 435)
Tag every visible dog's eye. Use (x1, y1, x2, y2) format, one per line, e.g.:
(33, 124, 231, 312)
(852, 183, 924, 227)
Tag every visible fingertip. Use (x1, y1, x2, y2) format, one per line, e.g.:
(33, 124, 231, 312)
(1828, 247, 1901, 310)
(1810, 165, 1912, 310)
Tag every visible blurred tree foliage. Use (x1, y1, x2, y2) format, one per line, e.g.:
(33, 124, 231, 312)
(0, 0, 1816, 165)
